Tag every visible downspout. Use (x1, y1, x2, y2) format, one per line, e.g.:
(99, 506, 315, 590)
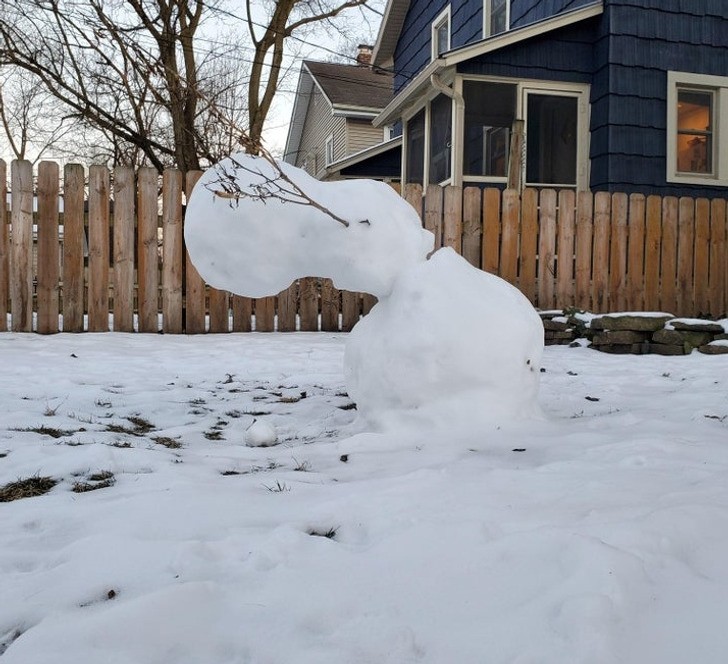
(430, 72, 464, 187)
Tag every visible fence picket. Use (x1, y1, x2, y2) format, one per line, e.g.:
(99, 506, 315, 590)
(500, 189, 519, 286)
(114, 167, 135, 332)
(254, 295, 275, 332)
(519, 188, 538, 304)
(482, 188, 501, 274)
(162, 169, 184, 333)
(62, 164, 85, 332)
(321, 278, 339, 331)
(575, 191, 593, 310)
(137, 167, 159, 332)
(185, 171, 206, 333)
(709, 199, 726, 318)
(88, 165, 110, 332)
(421, 184, 440, 249)
(275, 287, 295, 332)
(660, 197, 678, 314)
(627, 194, 646, 311)
(556, 190, 576, 308)
(462, 187, 482, 267)
(37, 161, 60, 334)
(0, 160, 7, 329)
(644, 195, 662, 311)
(591, 192, 611, 313)
(10, 160, 33, 332)
(299, 278, 318, 331)
(341, 291, 360, 331)
(232, 295, 252, 332)
(443, 186, 463, 252)
(608, 193, 628, 312)
(694, 199, 710, 317)
(538, 189, 557, 309)
(676, 197, 695, 317)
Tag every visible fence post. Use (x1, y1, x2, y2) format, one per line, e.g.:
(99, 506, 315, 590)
(37, 161, 60, 334)
(482, 188, 501, 275)
(137, 167, 159, 332)
(591, 192, 610, 313)
(660, 197, 678, 314)
(500, 189, 520, 286)
(462, 187, 482, 267)
(442, 185, 463, 253)
(10, 160, 33, 332)
(574, 191, 593, 311)
(538, 189, 557, 310)
(0, 160, 9, 330)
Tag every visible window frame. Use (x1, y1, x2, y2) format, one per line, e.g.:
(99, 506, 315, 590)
(454, 75, 590, 189)
(431, 6, 451, 61)
(483, 0, 510, 38)
(667, 71, 728, 187)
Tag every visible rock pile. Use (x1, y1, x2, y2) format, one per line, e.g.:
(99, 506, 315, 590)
(539, 312, 728, 355)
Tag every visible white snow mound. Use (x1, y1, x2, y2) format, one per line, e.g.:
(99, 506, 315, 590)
(344, 248, 544, 426)
(184, 153, 433, 298)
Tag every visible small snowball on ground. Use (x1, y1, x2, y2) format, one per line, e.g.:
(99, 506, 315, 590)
(245, 419, 277, 447)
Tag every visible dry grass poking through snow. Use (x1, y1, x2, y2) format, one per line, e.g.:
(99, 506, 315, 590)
(0, 476, 58, 502)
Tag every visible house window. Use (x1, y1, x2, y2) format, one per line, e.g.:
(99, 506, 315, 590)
(676, 90, 713, 174)
(429, 94, 452, 183)
(525, 92, 578, 186)
(667, 71, 728, 186)
(432, 7, 451, 60)
(463, 81, 516, 177)
(406, 109, 425, 184)
(485, 0, 509, 37)
(325, 135, 334, 166)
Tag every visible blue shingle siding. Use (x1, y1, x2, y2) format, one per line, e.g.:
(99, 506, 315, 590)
(457, 21, 597, 82)
(510, 0, 599, 27)
(598, 0, 728, 197)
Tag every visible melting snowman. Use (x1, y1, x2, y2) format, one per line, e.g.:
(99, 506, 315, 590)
(185, 154, 543, 432)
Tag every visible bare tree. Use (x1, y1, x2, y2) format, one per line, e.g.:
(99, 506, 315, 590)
(0, 0, 245, 171)
(244, 0, 372, 154)
(0, 0, 377, 169)
(0, 69, 77, 163)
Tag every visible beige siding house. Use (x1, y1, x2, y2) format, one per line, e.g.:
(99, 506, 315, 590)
(284, 52, 399, 181)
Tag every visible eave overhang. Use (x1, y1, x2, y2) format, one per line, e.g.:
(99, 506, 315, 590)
(374, 1, 603, 127)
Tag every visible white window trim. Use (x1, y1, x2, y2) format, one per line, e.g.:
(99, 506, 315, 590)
(325, 134, 334, 166)
(667, 70, 728, 186)
(454, 75, 590, 189)
(483, 0, 510, 39)
(431, 6, 451, 61)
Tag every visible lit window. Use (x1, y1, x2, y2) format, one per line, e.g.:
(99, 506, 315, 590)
(667, 71, 728, 186)
(485, 0, 509, 37)
(432, 7, 450, 60)
(676, 89, 713, 175)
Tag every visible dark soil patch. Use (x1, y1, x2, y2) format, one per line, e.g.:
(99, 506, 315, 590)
(12, 425, 77, 439)
(152, 436, 182, 449)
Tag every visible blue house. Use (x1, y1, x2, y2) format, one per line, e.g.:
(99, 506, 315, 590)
(372, 0, 728, 197)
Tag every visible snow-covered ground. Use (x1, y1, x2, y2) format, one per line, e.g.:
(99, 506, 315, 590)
(2, 332, 728, 663)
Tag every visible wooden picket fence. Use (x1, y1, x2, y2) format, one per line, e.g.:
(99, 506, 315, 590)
(404, 183, 728, 318)
(1, 159, 727, 334)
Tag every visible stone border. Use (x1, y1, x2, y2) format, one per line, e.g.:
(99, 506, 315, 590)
(540, 311, 728, 355)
